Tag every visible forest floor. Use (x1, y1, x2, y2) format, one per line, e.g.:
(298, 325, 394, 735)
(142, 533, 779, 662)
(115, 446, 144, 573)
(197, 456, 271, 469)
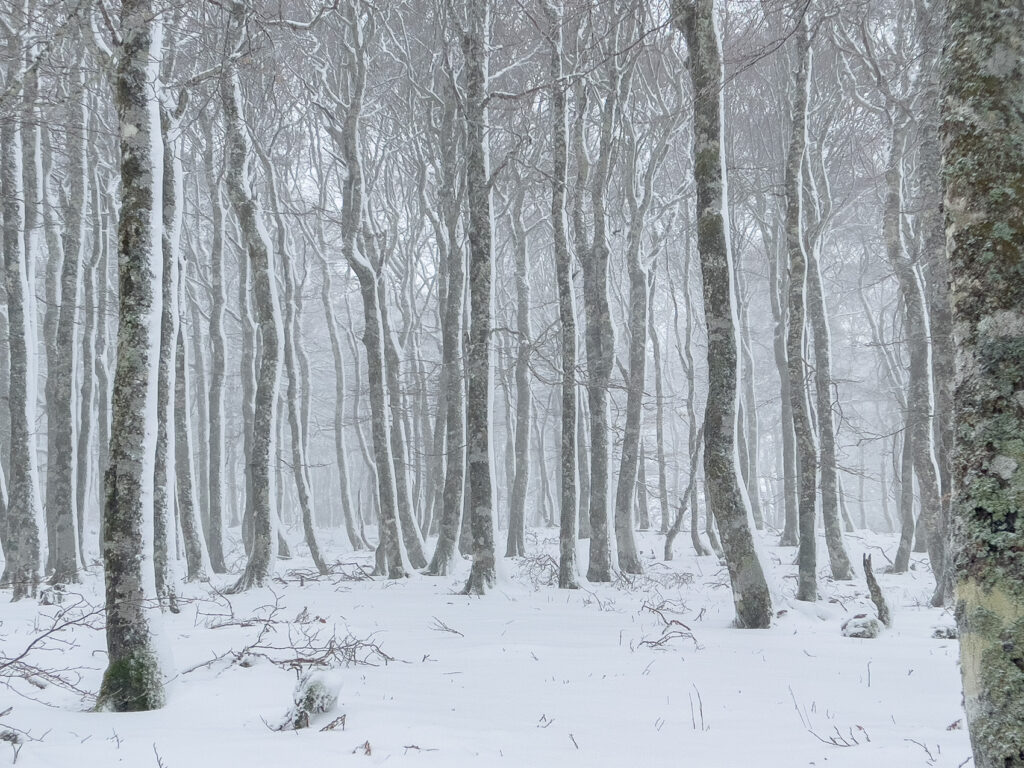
(0, 527, 970, 767)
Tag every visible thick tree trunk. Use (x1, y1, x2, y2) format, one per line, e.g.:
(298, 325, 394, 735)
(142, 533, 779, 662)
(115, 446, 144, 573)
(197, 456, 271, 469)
(942, 3, 1024, 764)
(676, 0, 772, 627)
(1, 72, 41, 599)
(97, 0, 165, 710)
(462, 0, 496, 594)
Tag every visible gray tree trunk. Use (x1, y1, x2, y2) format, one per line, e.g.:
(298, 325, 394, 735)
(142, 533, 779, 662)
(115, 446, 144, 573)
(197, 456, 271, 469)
(505, 188, 530, 558)
(543, 0, 579, 590)
(782, 12, 817, 602)
(97, 0, 165, 710)
(153, 106, 181, 610)
(1, 58, 41, 599)
(332, 6, 406, 579)
(462, 0, 496, 594)
(883, 121, 944, 592)
(200, 115, 227, 573)
(222, 2, 283, 591)
(577, 48, 620, 582)
(805, 245, 852, 580)
(647, 272, 671, 536)
(47, 50, 86, 584)
(916, 0, 954, 607)
(941, 2, 1024, 764)
(317, 251, 367, 551)
(676, 0, 772, 628)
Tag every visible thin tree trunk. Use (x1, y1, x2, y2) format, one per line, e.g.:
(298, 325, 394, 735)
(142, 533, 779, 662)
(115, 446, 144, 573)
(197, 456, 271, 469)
(806, 243, 852, 579)
(783, 11, 817, 602)
(647, 272, 671, 536)
(47, 50, 86, 584)
(222, 2, 282, 590)
(200, 115, 227, 573)
(318, 252, 367, 550)
(544, 0, 578, 589)
(505, 189, 530, 558)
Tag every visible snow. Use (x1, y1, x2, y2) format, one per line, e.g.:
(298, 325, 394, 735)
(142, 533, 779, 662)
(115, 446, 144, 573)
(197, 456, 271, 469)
(0, 529, 970, 767)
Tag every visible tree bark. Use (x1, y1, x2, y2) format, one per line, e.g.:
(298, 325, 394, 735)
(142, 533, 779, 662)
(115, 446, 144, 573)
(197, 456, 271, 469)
(782, 11, 817, 602)
(462, 0, 496, 594)
(47, 47, 87, 584)
(1, 59, 41, 599)
(544, 0, 579, 589)
(942, 2, 1024, 764)
(221, 1, 283, 591)
(97, 0, 165, 710)
(675, 0, 772, 627)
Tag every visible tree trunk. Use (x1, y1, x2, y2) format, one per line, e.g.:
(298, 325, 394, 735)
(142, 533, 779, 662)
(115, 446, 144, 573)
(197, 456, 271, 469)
(97, 0, 165, 710)
(648, 272, 671, 536)
(505, 189, 530, 558)
(332, 6, 406, 578)
(1, 67, 41, 599)
(676, 0, 772, 627)
(318, 252, 367, 551)
(612, 237, 646, 573)
(806, 244, 852, 580)
(942, 3, 1024, 764)
(222, 2, 282, 590)
(545, 0, 578, 589)
(47, 52, 86, 584)
(200, 116, 227, 573)
(782, 11, 817, 602)
(462, 0, 496, 594)
(174, 327, 209, 581)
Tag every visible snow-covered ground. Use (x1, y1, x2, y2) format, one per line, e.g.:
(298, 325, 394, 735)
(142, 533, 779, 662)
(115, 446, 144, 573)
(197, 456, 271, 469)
(0, 529, 970, 767)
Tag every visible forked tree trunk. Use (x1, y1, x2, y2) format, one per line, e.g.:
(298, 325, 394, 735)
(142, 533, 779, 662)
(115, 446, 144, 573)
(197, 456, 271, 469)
(222, 1, 282, 591)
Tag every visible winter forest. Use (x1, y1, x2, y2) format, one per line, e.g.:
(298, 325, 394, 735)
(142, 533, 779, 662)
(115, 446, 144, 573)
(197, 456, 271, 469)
(0, 0, 1022, 765)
